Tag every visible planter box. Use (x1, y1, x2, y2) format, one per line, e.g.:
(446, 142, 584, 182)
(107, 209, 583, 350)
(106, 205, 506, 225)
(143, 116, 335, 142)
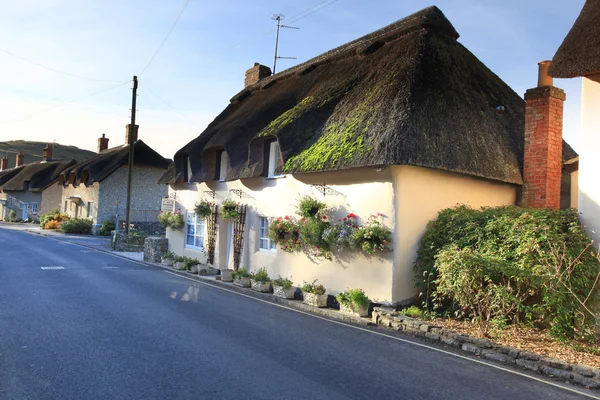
(273, 285, 296, 299)
(302, 292, 328, 308)
(161, 257, 173, 266)
(199, 267, 219, 276)
(173, 261, 186, 270)
(220, 269, 234, 282)
(340, 303, 369, 317)
(189, 265, 199, 274)
(233, 277, 251, 288)
(251, 280, 272, 293)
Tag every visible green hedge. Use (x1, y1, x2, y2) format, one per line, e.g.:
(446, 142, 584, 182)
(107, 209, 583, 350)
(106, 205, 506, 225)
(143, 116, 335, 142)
(97, 220, 115, 236)
(60, 218, 93, 235)
(415, 205, 600, 340)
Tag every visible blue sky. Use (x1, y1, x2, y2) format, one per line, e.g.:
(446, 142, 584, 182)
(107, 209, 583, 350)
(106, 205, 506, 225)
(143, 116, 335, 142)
(0, 0, 586, 158)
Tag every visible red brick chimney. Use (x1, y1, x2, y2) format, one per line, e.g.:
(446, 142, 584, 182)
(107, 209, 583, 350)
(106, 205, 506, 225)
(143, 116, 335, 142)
(522, 60, 565, 209)
(0, 156, 8, 171)
(16, 152, 24, 167)
(42, 144, 53, 162)
(244, 63, 272, 88)
(98, 134, 109, 153)
(125, 124, 138, 145)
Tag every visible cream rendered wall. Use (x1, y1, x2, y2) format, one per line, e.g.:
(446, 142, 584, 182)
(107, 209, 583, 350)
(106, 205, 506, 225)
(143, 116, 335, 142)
(571, 170, 579, 209)
(391, 166, 517, 303)
(579, 74, 600, 245)
(167, 167, 396, 303)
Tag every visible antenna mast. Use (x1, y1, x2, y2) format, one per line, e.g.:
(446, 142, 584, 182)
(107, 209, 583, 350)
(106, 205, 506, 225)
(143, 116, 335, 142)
(272, 14, 299, 74)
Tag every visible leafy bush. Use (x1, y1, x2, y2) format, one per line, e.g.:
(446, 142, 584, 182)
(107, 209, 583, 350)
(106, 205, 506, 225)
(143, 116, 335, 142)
(60, 218, 93, 234)
(9, 210, 17, 222)
(97, 220, 115, 236)
(272, 276, 293, 289)
(296, 195, 327, 218)
(336, 288, 370, 309)
(44, 220, 60, 230)
(220, 199, 239, 220)
(415, 205, 600, 339)
(232, 268, 250, 280)
(301, 280, 326, 295)
(173, 255, 186, 263)
(250, 267, 270, 283)
(39, 208, 60, 227)
(162, 251, 176, 260)
(194, 200, 213, 218)
(158, 211, 184, 230)
(183, 257, 201, 269)
(399, 306, 426, 319)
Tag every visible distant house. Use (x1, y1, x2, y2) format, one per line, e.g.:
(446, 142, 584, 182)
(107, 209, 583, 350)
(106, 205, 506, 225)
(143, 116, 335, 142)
(0, 146, 75, 221)
(549, 0, 600, 245)
(159, 7, 578, 304)
(58, 126, 170, 232)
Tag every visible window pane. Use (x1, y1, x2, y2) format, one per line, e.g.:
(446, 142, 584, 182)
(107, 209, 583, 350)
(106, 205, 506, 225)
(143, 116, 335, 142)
(270, 240, 277, 250)
(259, 238, 268, 250)
(186, 235, 194, 246)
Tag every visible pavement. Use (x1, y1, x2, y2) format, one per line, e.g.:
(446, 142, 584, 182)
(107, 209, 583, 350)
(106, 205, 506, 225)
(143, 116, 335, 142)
(0, 225, 598, 400)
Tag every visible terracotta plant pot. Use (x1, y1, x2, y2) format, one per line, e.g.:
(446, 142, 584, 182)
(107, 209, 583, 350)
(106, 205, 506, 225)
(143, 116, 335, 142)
(234, 277, 251, 288)
(339, 303, 369, 317)
(302, 292, 328, 308)
(173, 261, 186, 270)
(273, 285, 296, 299)
(161, 257, 173, 266)
(220, 269, 234, 282)
(251, 280, 271, 293)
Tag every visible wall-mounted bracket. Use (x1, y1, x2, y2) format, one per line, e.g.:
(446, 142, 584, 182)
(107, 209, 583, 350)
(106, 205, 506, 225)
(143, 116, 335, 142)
(310, 183, 344, 197)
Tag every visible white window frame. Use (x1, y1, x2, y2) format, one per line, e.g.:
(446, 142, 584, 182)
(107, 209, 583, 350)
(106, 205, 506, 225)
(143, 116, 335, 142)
(218, 151, 229, 182)
(267, 141, 282, 178)
(87, 202, 93, 218)
(185, 211, 205, 250)
(258, 217, 276, 252)
(30, 202, 38, 214)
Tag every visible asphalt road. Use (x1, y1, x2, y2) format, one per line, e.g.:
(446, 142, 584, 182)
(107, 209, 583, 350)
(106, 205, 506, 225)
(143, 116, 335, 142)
(0, 226, 596, 400)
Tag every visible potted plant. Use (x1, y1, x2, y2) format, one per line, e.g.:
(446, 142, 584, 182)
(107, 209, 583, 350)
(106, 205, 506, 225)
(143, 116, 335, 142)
(194, 200, 213, 218)
(296, 195, 327, 218)
(173, 255, 186, 270)
(220, 199, 240, 220)
(161, 251, 175, 266)
(250, 267, 272, 293)
(185, 257, 201, 274)
(232, 268, 251, 288)
(220, 269, 234, 282)
(273, 276, 296, 299)
(350, 213, 391, 255)
(268, 217, 301, 252)
(336, 288, 370, 317)
(301, 280, 328, 307)
(168, 212, 185, 230)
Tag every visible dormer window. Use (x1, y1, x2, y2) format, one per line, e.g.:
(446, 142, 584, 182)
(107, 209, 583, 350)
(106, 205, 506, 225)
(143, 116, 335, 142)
(217, 150, 228, 182)
(267, 141, 282, 178)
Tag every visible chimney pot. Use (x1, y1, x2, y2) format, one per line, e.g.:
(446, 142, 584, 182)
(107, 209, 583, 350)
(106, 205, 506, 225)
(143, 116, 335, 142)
(125, 124, 139, 145)
(98, 134, 109, 153)
(244, 63, 272, 88)
(42, 143, 53, 162)
(0, 156, 8, 171)
(16, 151, 24, 167)
(537, 60, 553, 87)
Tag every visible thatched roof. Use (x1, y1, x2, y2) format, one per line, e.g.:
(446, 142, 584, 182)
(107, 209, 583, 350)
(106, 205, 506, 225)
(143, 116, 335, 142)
(0, 160, 76, 192)
(59, 140, 170, 186)
(161, 6, 577, 186)
(549, 0, 600, 78)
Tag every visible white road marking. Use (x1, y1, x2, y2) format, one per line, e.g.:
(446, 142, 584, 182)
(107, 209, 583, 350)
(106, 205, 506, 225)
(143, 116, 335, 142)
(101, 266, 120, 270)
(80, 250, 95, 253)
(41, 266, 65, 270)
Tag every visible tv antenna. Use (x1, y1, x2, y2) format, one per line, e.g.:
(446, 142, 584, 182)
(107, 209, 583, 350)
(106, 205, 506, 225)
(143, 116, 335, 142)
(272, 14, 299, 74)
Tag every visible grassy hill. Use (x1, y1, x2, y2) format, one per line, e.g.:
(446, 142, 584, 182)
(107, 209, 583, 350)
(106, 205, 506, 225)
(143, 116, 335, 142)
(0, 141, 95, 168)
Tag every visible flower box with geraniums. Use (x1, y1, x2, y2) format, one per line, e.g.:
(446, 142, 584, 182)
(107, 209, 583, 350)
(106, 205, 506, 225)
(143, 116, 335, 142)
(194, 200, 213, 219)
(250, 267, 272, 293)
(301, 280, 328, 308)
(220, 269, 234, 282)
(173, 256, 186, 270)
(161, 251, 175, 266)
(336, 288, 370, 317)
(296, 195, 327, 218)
(220, 199, 240, 221)
(350, 213, 391, 255)
(272, 276, 296, 299)
(232, 268, 251, 288)
(268, 216, 301, 252)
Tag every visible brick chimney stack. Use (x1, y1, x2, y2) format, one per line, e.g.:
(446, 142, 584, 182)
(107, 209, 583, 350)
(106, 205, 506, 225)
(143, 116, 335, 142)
(16, 152, 24, 167)
(42, 144, 52, 162)
(0, 156, 8, 171)
(522, 60, 565, 209)
(244, 63, 272, 88)
(98, 134, 109, 153)
(125, 124, 138, 145)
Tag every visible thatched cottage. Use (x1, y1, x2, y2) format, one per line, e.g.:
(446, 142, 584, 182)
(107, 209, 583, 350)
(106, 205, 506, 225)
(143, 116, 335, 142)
(58, 126, 170, 232)
(0, 146, 75, 221)
(159, 6, 578, 304)
(549, 0, 600, 246)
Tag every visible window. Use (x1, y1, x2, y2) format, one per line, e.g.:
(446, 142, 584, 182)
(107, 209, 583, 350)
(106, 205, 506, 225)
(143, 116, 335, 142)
(267, 141, 282, 178)
(218, 151, 229, 182)
(30, 202, 38, 214)
(64, 200, 68, 213)
(259, 217, 276, 251)
(186, 212, 205, 249)
(87, 202, 93, 218)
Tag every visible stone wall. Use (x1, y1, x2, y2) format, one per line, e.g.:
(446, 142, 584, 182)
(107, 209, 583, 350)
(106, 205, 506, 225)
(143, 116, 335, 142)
(61, 182, 100, 221)
(118, 221, 164, 236)
(144, 237, 168, 263)
(40, 183, 63, 215)
(115, 230, 147, 252)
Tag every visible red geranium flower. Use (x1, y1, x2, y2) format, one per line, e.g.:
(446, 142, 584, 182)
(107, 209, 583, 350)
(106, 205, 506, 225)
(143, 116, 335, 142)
(353, 225, 358, 229)
(277, 224, 282, 229)
(284, 215, 289, 220)
(322, 216, 327, 220)
(343, 218, 347, 221)
(347, 213, 356, 218)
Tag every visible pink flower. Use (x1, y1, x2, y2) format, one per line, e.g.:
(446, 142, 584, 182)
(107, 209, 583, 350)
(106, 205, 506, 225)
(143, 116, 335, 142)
(338, 219, 342, 222)
(377, 212, 383, 216)
(316, 246, 320, 249)
(322, 216, 327, 220)
(277, 217, 282, 221)
(284, 215, 289, 220)
(277, 224, 282, 229)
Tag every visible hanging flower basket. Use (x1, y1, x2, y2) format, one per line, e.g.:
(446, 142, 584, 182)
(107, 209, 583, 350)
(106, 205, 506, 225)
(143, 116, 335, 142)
(194, 200, 213, 218)
(220, 199, 240, 220)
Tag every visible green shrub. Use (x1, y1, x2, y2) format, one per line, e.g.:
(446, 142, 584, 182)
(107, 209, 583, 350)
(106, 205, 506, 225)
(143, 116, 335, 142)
(162, 251, 176, 260)
(301, 280, 326, 295)
(60, 218, 93, 234)
(9, 210, 17, 222)
(399, 306, 426, 319)
(232, 268, 250, 280)
(273, 276, 294, 289)
(415, 205, 600, 340)
(250, 267, 270, 283)
(39, 208, 60, 227)
(97, 220, 115, 236)
(183, 257, 200, 269)
(336, 288, 370, 309)
(158, 211, 184, 230)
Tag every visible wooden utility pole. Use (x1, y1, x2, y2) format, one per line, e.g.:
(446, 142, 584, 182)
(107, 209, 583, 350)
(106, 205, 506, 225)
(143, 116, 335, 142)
(125, 76, 138, 235)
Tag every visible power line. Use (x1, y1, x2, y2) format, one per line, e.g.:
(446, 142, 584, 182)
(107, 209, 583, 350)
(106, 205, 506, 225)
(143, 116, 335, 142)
(286, 0, 339, 24)
(139, 0, 192, 76)
(0, 47, 122, 83)
(142, 84, 196, 125)
(0, 80, 131, 125)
